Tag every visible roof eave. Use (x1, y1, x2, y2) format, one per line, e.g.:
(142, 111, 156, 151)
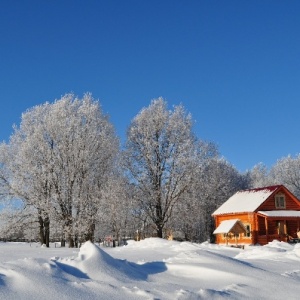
(212, 211, 253, 216)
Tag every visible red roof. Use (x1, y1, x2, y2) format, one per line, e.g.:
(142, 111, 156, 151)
(243, 185, 282, 193)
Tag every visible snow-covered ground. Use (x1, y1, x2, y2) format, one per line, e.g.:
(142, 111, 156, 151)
(1, 238, 300, 299)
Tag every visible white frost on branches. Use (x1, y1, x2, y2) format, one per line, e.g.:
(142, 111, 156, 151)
(0, 94, 119, 246)
(124, 98, 199, 237)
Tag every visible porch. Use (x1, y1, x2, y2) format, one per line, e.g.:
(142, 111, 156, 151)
(256, 234, 288, 245)
(256, 211, 300, 245)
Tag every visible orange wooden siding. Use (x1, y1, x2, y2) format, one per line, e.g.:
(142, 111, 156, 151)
(214, 213, 255, 245)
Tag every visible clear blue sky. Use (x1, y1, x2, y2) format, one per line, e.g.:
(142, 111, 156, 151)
(1, 1, 300, 172)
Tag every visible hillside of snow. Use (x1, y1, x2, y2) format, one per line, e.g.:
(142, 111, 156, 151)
(1, 238, 300, 299)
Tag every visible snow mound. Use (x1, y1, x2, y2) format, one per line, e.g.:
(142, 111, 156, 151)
(125, 237, 172, 249)
(235, 240, 298, 260)
(124, 238, 200, 253)
(58, 241, 146, 282)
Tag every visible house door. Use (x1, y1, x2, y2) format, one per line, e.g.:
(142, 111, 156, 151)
(277, 221, 285, 235)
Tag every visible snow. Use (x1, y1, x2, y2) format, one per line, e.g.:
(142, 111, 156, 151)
(213, 186, 279, 215)
(258, 210, 300, 217)
(213, 219, 245, 234)
(1, 238, 300, 299)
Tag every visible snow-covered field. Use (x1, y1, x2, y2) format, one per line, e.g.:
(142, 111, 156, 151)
(1, 238, 300, 299)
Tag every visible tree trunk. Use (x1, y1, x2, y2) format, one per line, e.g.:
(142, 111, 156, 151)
(85, 223, 95, 242)
(61, 228, 66, 247)
(44, 217, 50, 248)
(156, 224, 163, 238)
(155, 199, 164, 238)
(74, 234, 78, 248)
(65, 217, 74, 247)
(68, 234, 74, 248)
(38, 214, 50, 247)
(38, 215, 45, 245)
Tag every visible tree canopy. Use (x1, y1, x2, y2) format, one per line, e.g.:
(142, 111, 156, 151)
(0, 93, 119, 246)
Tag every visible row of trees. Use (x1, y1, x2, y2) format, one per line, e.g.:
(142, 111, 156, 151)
(0, 94, 298, 246)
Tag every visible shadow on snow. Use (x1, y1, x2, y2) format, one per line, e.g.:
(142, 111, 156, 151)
(52, 244, 167, 282)
(54, 261, 90, 279)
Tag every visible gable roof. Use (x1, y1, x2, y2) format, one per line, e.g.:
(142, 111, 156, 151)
(212, 185, 281, 216)
(213, 219, 247, 234)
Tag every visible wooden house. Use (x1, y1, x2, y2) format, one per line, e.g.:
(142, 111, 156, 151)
(212, 185, 300, 246)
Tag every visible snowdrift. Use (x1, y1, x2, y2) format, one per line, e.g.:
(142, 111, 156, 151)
(1, 239, 300, 299)
(56, 240, 166, 282)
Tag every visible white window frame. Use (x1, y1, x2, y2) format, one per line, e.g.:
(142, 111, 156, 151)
(275, 193, 286, 209)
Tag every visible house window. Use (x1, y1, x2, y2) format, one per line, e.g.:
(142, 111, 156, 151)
(275, 193, 286, 209)
(244, 224, 251, 238)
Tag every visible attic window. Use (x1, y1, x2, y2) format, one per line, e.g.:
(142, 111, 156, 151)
(275, 193, 286, 209)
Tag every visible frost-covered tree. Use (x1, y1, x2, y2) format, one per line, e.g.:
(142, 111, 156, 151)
(269, 155, 300, 198)
(96, 171, 136, 243)
(167, 141, 218, 241)
(124, 98, 198, 238)
(174, 158, 248, 242)
(0, 203, 38, 242)
(0, 141, 51, 245)
(198, 158, 248, 241)
(247, 162, 270, 188)
(0, 94, 119, 247)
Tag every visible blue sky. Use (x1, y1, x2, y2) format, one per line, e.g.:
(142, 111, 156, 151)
(1, 1, 300, 172)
